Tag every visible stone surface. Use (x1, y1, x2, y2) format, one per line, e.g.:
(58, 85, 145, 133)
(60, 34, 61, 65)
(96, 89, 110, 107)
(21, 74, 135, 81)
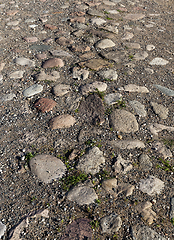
(30, 44, 51, 51)
(101, 25, 118, 34)
(101, 51, 126, 63)
(80, 82, 107, 95)
(136, 201, 156, 225)
(149, 123, 174, 136)
(34, 98, 57, 112)
(120, 84, 149, 93)
(150, 102, 169, 119)
(152, 141, 172, 159)
(53, 84, 70, 96)
(154, 84, 174, 96)
(49, 115, 76, 130)
(14, 57, 35, 67)
(100, 213, 122, 234)
(149, 57, 169, 65)
(0, 221, 6, 238)
(35, 71, 60, 81)
(23, 84, 43, 97)
(134, 51, 148, 60)
(123, 42, 141, 49)
(99, 69, 118, 80)
(170, 197, 174, 219)
(121, 32, 134, 40)
(76, 146, 105, 174)
(109, 109, 139, 133)
(0, 93, 16, 102)
(90, 18, 106, 25)
(139, 175, 165, 196)
(95, 39, 115, 49)
(55, 37, 74, 46)
(139, 153, 152, 171)
(50, 49, 73, 57)
(23, 37, 38, 43)
(129, 100, 147, 117)
(104, 93, 122, 105)
(123, 14, 146, 21)
(79, 58, 109, 70)
(42, 58, 64, 68)
(110, 140, 145, 149)
(113, 154, 132, 174)
(29, 154, 66, 183)
(73, 67, 89, 80)
(146, 44, 155, 51)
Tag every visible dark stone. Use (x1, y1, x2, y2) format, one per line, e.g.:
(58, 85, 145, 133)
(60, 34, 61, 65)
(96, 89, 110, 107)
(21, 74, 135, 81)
(30, 44, 51, 51)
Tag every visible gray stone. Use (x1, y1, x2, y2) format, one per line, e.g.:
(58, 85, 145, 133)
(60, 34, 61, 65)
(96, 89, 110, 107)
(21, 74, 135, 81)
(9, 70, 24, 79)
(99, 69, 118, 80)
(0, 74, 3, 83)
(123, 42, 140, 49)
(119, 84, 149, 93)
(145, 68, 154, 74)
(79, 58, 109, 70)
(90, 18, 106, 25)
(150, 102, 169, 119)
(50, 49, 73, 57)
(123, 14, 146, 21)
(7, 20, 20, 26)
(100, 213, 122, 234)
(110, 140, 145, 149)
(149, 123, 174, 137)
(139, 154, 152, 171)
(109, 109, 139, 133)
(29, 154, 66, 183)
(53, 84, 70, 96)
(152, 141, 172, 159)
(134, 51, 148, 60)
(136, 201, 156, 225)
(0, 221, 6, 238)
(66, 185, 98, 205)
(87, 9, 104, 17)
(170, 197, 174, 219)
(154, 84, 174, 96)
(113, 154, 132, 174)
(95, 39, 115, 49)
(101, 25, 118, 34)
(14, 57, 35, 67)
(149, 57, 169, 65)
(108, 10, 119, 14)
(23, 84, 43, 97)
(131, 225, 167, 240)
(0, 93, 16, 102)
(101, 51, 126, 63)
(30, 44, 51, 51)
(76, 146, 105, 174)
(80, 82, 107, 95)
(35, 71, 60, 81)
(104, 93, 122, 105)
(146, 44, 155, 51)
(121, 32, 134, 40)
(73, 67, 89, 80)
(139, 175, 164, 196)
(129, 100, 147, 117)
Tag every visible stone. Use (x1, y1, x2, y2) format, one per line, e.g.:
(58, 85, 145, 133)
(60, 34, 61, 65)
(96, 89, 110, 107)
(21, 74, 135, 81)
(70, 17, 85, 23)
(76, 146, 105, 174)
(139, 154, 152, 171)
(95, 39, 115, 49)
(103, 0, 116, 5)
(146, 44, 155, 51)
(90, 18, 106, 25)
(53, 84, 70, 96)
(99, 69, 118, 80)
(131, 224, 167, 240)
(152, 141, 172, 159)
(44, 24, 57, 30)
(66, 185, 98, 205)
(35, 71, 60, 81)
(79, 93, 105, 125)
(101, 25, 118, 34)
(0, 62, 5, 71)
(101, 51, 126, 63)
(123, 14, 146, 21)
(123, 42, 140, 49)
(36, 53, 47, 59)
(136, 201, 156, 225)
(0, 93, 16, 102)
(29, 154, 66, 183)
(100, 213, 122, 234)
(7, 20, 20, 26)
(6, 10, 18, 16)
(23, 84, 43, 97)
(139, 175, 164, 196)
(121, 32, 134, 40)
(49, 114, 76, 130)
(110, 140, 145, 149)
(120, 84, 149, 93)
(30, 44, 51, 51)
(61, 218, 92, 240)
(34, 98, 57, 113)
(14, 57, 35, 67)
(70, 45, 90, 53)
(113, 154, 132, 174)
(79, 58, 109, 70)
(150, 102, 169, 119)
(154, 84, 174, 96)
(149, 123, 174, 137)
(55, 37, 74, 46)
(104, 93, 122, 105)
(42, 58, 64, 68)
(87, 9, 104, 17)
(170, 197, 174, 219)
(108, 10, 119, 14)
(73, 67, 89, 80)
(0, 74, 2, 83)
(50, 49, 73, 57)
(23, 37, 38, 43)
(134, 51, 148, 60)
(129, 101, 147, 117)
(145, 68, 154, 74)
(9, 70, 24, 79)
(109, 109, 138, 133)
(149, 57, 169, 65)
(0, 221, 6, 238)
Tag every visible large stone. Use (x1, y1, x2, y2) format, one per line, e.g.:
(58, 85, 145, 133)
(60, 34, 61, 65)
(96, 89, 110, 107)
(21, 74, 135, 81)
(35, 71, 60, 81)
(49, 114, 76, 129)
(23, 84, 43, 97)
(0, 221, 6, 238)
(50, 49, 73, 57)
(149, 123, 174, 137)
(129, 100, 147, 117)
(150, 102, 169, 119)
(136, 201, 156, 225)
(80, 82, 107, 95)
(9, 70, 24, 79)
(76, 147, 105, 174)
(100, 213, 122, 234)
(109, 109, 139, 133)
(113, 154, 132, 174)
(95, 39, 115, 49)
(149, 57, 169, 65)
(104, 93, 122, 105)
(73, 67, 89, 80)
(90, 18, 106, 25)
(53, 84, 70, 96)
(99, 69, 118, 80)
(123, 14, 146, 21)
(154, 84, 174, 96)
(152, 141, 172, 159)
(34, 98, 57, 113)
(119, 84, 149, 93)
(139, 153, 152, 171)
(121, 32, 134, 40)
(134, 51, 148, 60)
(79, 58, 109, 70)
(29, 154, 66, 183)
(0, 93, 16, 102)
(110, 140, 145, 149)
(42, 58, 64, 68)
(14, 57, 35, 67)
(139, 175, 164, 196)
(101, 51, 126, 63)
(170, 197, 174, 219)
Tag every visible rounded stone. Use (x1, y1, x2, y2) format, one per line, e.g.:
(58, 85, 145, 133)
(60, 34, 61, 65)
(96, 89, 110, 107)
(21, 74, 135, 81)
(42, 58, 64, 68)
(23, 84, 43, 97)
(34, 98, 57, 113)
(95, 39, 115, 49)
(49, 114, 76, 129)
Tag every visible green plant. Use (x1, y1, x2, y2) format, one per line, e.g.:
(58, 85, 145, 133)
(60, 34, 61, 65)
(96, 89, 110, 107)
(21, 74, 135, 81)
(171, 218, 174, 226)
(113, 234, 118, 239)
(117, 9, 123, 13)
(105, 78, 113, 82)
(95, 88, 105, 100)
(85, 139, 96, 147)
(104, 10, 109, 14)
(75, 108, 79, 113)
(162, 139, 174, 148)
(95, 199, 101, 204)
(44, 80, 52, 84)
(156, 158, 174, 172)
(31, 196, 37, 202)
(25, 152, 35, 161)
(90, 220, 99, 230)
(106, 16, 113, 20)
(129, 54, 134, 60)
(114, 100, 126, 109)
(105, 106, 113, 115)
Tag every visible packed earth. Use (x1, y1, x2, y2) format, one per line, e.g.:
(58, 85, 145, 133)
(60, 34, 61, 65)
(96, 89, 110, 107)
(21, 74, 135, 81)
(0, 0, 174, 239)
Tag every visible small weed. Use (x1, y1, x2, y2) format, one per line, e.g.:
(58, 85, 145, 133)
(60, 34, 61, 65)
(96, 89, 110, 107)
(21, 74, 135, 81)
(117, 9, 123, 13)
(44, 80, 52, 84)
(90, 220, 99, 230)
(104, 11, 109, 14)
(31, 196, 37, 202)
(105, 78, 113, 82)
(132, 162, 138, 167)
(75, 108, 79, 113)
(129, 54, 134, 60)
(95, 199, 101, 204)
(105, 106, 113, 115)
(95, 88, 105, 100)
(106, 16, 113, 20)
(25, 152, 35, 161)
(97, 143, 102, 148)
(85, 139, 96, 147)
(113, 234, 118, 239)
(87, 23, 89, 26)
(46, 203, 50, 207)
(171, 218, 174, 226)
(156, 158, 174, 172)
(114, 100, 126, 109)
(33, 66, 41, 72)
(162, 139, 174, 149)
(97, 170, 110, 180)
(156, 224, 160, 227)
(110, 128, 113, 131)
(125, 46, 129, 49)
(56, 228, 61, 232)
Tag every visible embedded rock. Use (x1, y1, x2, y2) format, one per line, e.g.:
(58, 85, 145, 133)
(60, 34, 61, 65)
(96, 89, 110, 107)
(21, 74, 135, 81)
(150, 102, 169, 119)
(139, 175, 164, 196)
(100, 213, 122, 234)
(49, 114, 76, 129)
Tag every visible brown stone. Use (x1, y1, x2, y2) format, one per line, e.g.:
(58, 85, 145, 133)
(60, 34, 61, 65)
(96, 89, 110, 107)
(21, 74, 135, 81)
(49, 114, 76, 129)
(70, 45, 90, 53)
(70, 17, 85, 23)
(36, 53, 47, 59)
(55, 37, 74, 46)
(80, 52, 95, 60)
(23, 37, 38, 43)
(42, 58, 64, 68)
(44, 24, 57, 30)
(6, 10, 18, 16)
(34, 98, 57, 113)
(79, 59, 109, 70)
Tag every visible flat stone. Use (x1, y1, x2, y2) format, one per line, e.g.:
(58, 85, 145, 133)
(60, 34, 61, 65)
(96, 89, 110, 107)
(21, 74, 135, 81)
(113, 154, 132, 174)
(0, 62, 5, 71)
(6, 10, 18, 16)
(23, 37, 38, 43)
(55, 37, 74, 46)
(170, 197, 174, 219)
(23, 84, 43, 97)
(123, 14, 146, 21)
(79, 59, 109, 70)
(49, 114, 76, 129)
(100, 213, 122, 234)
(154, 84, 174, 96)
(149, 123, 174, 137)
(0, 221, 6, 238)
(120, 84, 149, 93)
(73, 67, 89, 80)
(30, 44, 51, 51)
(66, 185, 98, 205)
(150, 102, 169, 119)
(131, 225, 167, 240)
(104, 93, 122, 105)
(76, 146, 105, 174)
(146, 44, 155, 51)
(121, 32, 134, 40)
(101, 51, 126, 63)
(109, 109, 139, 133)
(36, 53, 47, 59)
(99, 69, 118, 81)
(0, 74, 3, 83)
(80, 82, 107, 95)
(108, 10, 119, 14)
(103, 0, 116, 6)
(149, 57, 169, 65)
(136, 201, 156, 225)
(50, 49, 73, 57)
(70, 45, 90, 53)
(9, 216, 29, 240)
(110, 140, 145, 149)
(134, 51, 148, 60)
(79, 93, 105, 125)
(139, 153, 152, 171)
(90, 18, 106, 25)
(29, 154, 66, 183)
(9, 70, 24, 79)
(95, 39, 115, 49)
(35, 71, 60, 81)
(129, 100, 147, 117)
(34, 98, 57, 113)
(139, 175, 164, 196)
(0, 93, 16, 102)
(70, 17, 85, 23)
(145, 68, 154, 74)
(123, 42, 141, 49)
(42, 58, 64, 68)
(7, 20, 20, 26)
(101, 25, 118, 34)
(44, 24, 57, 30)
(14, 57, 35, 67)
(87, 9, 104, 17)
(152, 141, 172, 159)
(53, 84, 70, 96)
